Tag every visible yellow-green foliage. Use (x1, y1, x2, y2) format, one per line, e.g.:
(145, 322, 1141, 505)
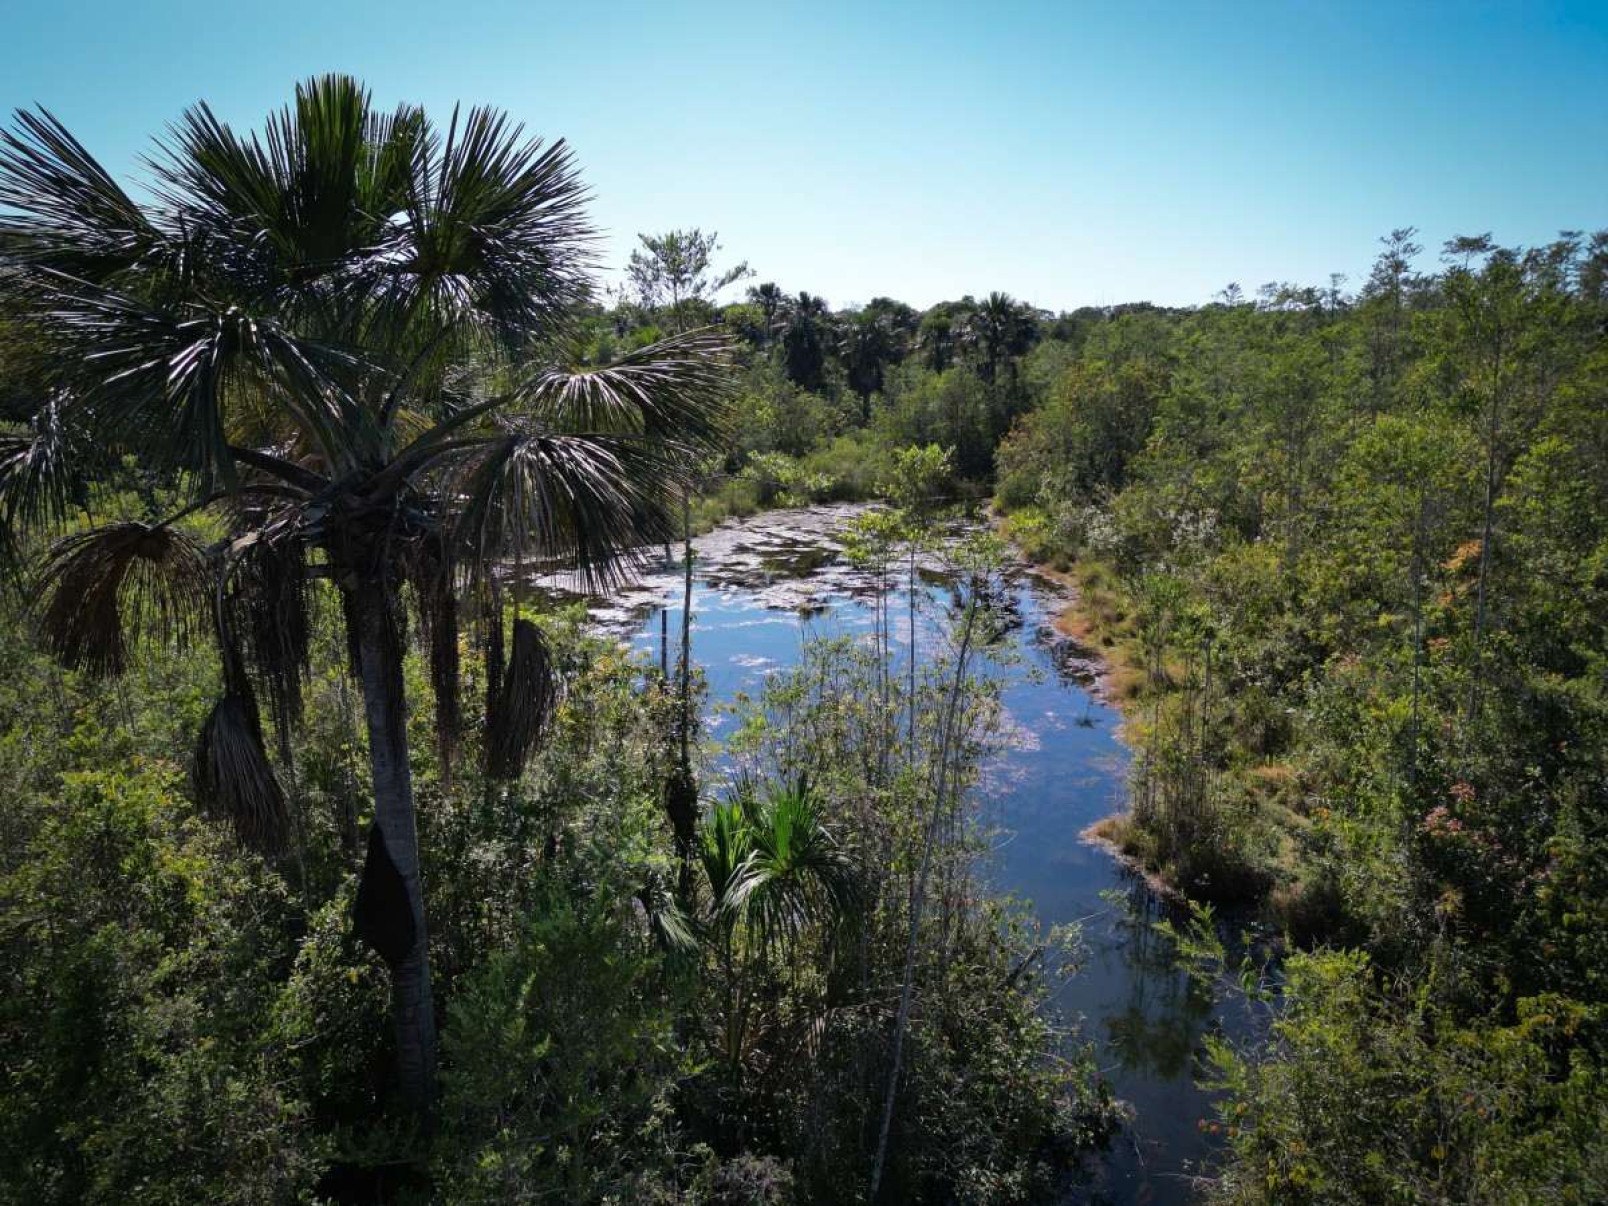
(1207, 950, 1608, 1205)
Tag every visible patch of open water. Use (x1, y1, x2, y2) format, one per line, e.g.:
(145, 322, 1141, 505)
(531, 503, 1258, 1204)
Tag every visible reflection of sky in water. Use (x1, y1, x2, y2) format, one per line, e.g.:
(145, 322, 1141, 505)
(544, 505, 1253, 1204)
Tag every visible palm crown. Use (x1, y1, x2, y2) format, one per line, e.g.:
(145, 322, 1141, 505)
(0, 75, 733, 1109)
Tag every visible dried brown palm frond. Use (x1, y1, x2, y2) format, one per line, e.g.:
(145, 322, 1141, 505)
(405, 532, 462, 772)
(227, 530, 313, 761)
(194, 692, 290, 856)
(33, 520, 209, 676)
(338, 582, 364, 679)
(480, 577, 505, 726)
(484, 617, 558, 780)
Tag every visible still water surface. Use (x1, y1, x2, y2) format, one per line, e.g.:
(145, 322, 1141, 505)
(548, 504, 1246, 1204)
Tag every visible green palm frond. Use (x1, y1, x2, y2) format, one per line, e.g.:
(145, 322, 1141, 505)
(0, 108, 159, 281)
(448, 428, 688, 591)
(13, 274, 366, 484)
(521, 327, 734, 452)
(33, 520, 210, 676)
(148, 77, 422, 302)
(0, 398, 98, 539)
(402, 103, 595, 349)
(637, 871, 698, 955)
(702, 800, 753, 912)
(726, 783, 860, 953)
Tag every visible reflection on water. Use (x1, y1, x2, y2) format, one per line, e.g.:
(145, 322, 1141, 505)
(536, 504, 1248, 1205)
(1096, 887, 1217, 1082)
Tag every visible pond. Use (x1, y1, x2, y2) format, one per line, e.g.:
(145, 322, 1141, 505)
(540, 503, 1249, 1204)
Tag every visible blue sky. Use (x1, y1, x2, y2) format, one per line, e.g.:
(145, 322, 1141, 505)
(4, 1, 1605, 310)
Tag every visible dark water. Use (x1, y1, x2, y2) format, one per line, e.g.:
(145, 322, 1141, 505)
(543, 504, 1247, 1203)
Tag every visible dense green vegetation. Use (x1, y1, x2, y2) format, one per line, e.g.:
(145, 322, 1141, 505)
(0, 81, 1113, 1203)
(1, 71, 1604, 1205)
(604, 224, 1608, 1200)
(991, 236, 1608, 1201)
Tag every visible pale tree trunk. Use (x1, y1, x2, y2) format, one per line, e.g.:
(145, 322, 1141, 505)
(355, 581, 438, 1113)
(1466, 374, 1503, 743)
(870, 586, 980, 1199)
(907, 540, 917, 758)
(680, 491, 695, 769)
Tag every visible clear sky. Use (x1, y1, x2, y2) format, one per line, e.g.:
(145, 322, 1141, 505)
(4, 1, 1605, 311)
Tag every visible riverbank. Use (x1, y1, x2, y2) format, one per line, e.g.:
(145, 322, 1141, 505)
(992, 512, 1171, 890)
(1021, 541, 1328, 929)
(1000, 515, 1307, 920)
(1018, 559, 1188, 904)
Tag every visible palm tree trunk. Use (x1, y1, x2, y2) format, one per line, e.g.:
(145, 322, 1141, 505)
(354, 581, 438, 1114)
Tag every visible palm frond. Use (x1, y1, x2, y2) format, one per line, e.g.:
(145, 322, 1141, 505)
(353, 821, 417, 967)
(0, 397, 100, 553)
(15, 273, 368, 483)
(33, 520, 209, 676)
(148, 78, 419, 294)
(0, 107, 159, 281)
(484, 617, 557, 780)
(449, 429, 689, 592)
(636, 871, 698, 955)
(520, 327, 735, 453)
(193, 692, 290, 855)
(226, 529, 314, 760)
(399, 104, 596, 349)
(405, 531, 461, 771)
(727, 783, 860, 953)
(701, 800, 753, 914)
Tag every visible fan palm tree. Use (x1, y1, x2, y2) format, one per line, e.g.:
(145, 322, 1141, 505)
(746, 281, 785, 345)
(0, 76, 732, 1112)
(838, 309, 894, 420)
(781, 291, 831, 393)
(964, 290, 1038, 385)
(724, 783, 860, 954)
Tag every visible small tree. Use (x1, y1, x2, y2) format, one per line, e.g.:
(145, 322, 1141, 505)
(626, 228, 752, 334)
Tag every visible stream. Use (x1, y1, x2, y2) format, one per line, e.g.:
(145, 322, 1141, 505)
(538, 503, 1250, 1204)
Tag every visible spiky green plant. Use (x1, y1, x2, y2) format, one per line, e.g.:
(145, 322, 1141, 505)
(724, 783, 861, 957)
(700, 780, 859, 1081)
(0, 76, 732, 1112)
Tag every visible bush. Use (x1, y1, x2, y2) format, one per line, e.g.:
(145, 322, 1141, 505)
(0, 764, 322, 1204)
(434, 888, 692, 1203)
(1207, 950, 1608, 1204)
